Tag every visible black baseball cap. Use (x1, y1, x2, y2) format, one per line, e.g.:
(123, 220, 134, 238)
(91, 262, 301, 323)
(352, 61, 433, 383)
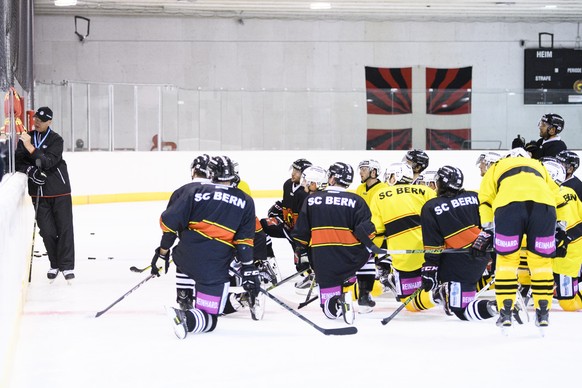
(34, 107, 53, 122)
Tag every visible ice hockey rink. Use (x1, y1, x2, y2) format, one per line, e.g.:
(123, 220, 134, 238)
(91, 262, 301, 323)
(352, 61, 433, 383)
(7, 198, 582, 388)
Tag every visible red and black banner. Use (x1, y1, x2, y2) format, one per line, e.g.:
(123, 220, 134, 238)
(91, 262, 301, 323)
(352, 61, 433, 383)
(426, 67, 472, 115)
(366, 128, 412, 150)
(426, 128, 471, 150)
(365, 67, 412, 115)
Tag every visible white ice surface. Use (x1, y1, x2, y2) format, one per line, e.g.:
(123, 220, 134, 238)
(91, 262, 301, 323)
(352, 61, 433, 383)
(8, 200, 582, 388)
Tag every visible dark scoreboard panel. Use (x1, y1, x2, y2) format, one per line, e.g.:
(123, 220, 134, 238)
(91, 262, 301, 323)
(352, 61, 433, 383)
(524, 48, 582, 105)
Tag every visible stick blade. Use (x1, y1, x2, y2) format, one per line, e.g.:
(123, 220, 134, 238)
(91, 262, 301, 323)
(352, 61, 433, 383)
(322, 326, 358, 336)
(129, 266, 142, 273)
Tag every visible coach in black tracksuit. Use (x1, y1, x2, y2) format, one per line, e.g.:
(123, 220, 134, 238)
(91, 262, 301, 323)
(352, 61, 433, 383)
(15, 107, 75, 280)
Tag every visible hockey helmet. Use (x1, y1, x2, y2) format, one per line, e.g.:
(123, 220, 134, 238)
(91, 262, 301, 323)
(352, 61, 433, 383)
(505, 147, 531, 159)
(302, 166, 328, 191)
(291, 158, 313, 173)
(539, 113, 564, 134)
(208, 155, 236, 182)
(384, 162, 414, 186)
(190, 154, 211, 177)
(358, 159, 382, 177)
(328, 162, 354, 187)
(542, 158, 566, 184)
(419, 170, 438, 189)
(403, 149, 429, 173)
(556, 150, 580, 173)
(475, 152, 502, 168)
(436, 165, 464, 194)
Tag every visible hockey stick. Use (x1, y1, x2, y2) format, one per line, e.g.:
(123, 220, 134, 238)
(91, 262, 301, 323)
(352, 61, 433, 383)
(28, 159, 43, 283)
(230, 266, 356, 336)
(475, 277, 495, 298)
(129, 264, 151, 273)
(266, 269, 303, 291)
(298, 274, 319, 309)
(380, 288, 422, 325)
(259, 289, 357, 336)
(381, 247, 493, 255)
(95, 262, 170, 318)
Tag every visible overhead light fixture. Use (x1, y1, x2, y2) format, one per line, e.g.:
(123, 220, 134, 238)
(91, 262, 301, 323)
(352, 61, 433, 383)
(55, 0, 77, 6)
(310, 2, 332, 10)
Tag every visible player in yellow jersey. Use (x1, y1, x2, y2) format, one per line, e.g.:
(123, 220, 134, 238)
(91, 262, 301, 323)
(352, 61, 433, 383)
(369, 162, 436, 309)
(356, 159, 388, 206)
(542, 158, 581, 311)
(474, 148, 568, 334)
(355, 159, 389, 307)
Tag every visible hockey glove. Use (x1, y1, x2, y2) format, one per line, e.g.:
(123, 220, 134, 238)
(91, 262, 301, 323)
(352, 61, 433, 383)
(241, 262, 261, 297)
(151, 247, 170, 276)
(267, 200, 283, 219)
(524, 140, 539, 155)
(555, 221, 571, 258)
(26, 166, 47, 186)
(472, 230, 493, 258)
(511, 134, 525, 149)
(294, 247, 310, 272)
(420, 265, 439, 292)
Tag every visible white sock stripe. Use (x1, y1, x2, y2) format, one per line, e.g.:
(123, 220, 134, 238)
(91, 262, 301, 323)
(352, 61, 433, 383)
(191, 309, 207, 334)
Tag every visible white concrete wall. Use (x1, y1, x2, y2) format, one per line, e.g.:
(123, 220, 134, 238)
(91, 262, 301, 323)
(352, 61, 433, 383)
(32, 16, 582, 151)
(0, 174, 33, 388)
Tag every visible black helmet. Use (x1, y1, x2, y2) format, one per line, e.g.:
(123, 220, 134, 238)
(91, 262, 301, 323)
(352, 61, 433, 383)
(404, 149, 429, 173)
(291, 158, 313, 173)
(540, 113, 564, 134)
(190, 154, 211, 177)
(208, 155, 236, 182)
(556, 150, 580, 173)
(436, 165, 463, 195)
(328, 162, 354, 187)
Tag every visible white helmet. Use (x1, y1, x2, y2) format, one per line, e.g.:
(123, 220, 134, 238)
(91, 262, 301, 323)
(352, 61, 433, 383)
(384, 162, 414, 186)
(541, 158, 566, 184)
(301, 166, 328, 191)
(505, 147, 531, 159)
(475, 152, 502, 167)
(358, 159, 382, 176)
(419, 170, 438, 186)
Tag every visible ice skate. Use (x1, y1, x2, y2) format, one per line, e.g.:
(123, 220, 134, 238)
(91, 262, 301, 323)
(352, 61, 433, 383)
(496, 299, 513, 336)
(433, 283, 452, 316)
(249, 290, 266, 321)
(63, 270, 75, 285)
(535, 300, 549, 337)
(357, 290, 376, 314)
(338, 291, 355, 325)
(47, 268, 59, 283)
(166, 306, 188, 339)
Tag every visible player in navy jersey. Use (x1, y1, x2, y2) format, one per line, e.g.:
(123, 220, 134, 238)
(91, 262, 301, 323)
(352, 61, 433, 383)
(154, 156, 258, 339)
(292, 162, 381, 323)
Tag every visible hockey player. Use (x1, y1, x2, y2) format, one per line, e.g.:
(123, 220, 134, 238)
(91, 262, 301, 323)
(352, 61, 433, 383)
(259, 158, 313, 288)
(291, 162, 381, 323)
(290, 166, 328, 285)
(162, 153, 212, 310)
(403, 149, 430, 184)
(475, 152, 502, 177)
(417, 170, 438, 191)
(415, 165, 499, 321)
(541, 158, 582, 311)
(557, 150, 582, 198)
(356, 159, 387, 206)
(355, 159, 389, 308)
(474, 148, 568, 333)
(511, 113, 567, 159)
(156, 156, 258, 339)
(370, 162, 436, 308)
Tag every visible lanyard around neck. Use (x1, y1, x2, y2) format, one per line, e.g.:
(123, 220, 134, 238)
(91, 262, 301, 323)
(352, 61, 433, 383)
(34, 128, 52, 149)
